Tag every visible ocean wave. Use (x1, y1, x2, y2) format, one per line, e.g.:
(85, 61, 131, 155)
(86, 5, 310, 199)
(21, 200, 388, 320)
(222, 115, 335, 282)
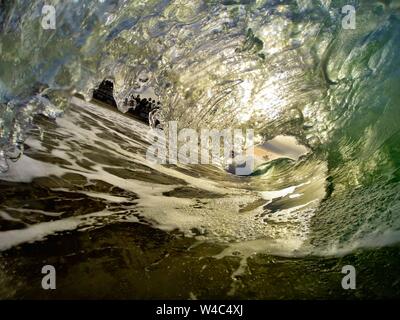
(1, 0, 400, 255)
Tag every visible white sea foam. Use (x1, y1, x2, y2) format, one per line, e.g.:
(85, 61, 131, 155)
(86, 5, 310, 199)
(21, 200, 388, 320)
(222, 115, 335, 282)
(0, 154, 65, 183)
(0, 209, 137, 251)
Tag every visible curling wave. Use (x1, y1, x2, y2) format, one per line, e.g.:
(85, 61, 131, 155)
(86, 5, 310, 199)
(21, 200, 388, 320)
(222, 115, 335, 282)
(1, 0, 400, 257)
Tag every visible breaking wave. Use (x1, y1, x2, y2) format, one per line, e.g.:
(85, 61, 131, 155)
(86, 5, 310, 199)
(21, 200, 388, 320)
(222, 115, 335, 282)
(1, 0, 400, 258)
